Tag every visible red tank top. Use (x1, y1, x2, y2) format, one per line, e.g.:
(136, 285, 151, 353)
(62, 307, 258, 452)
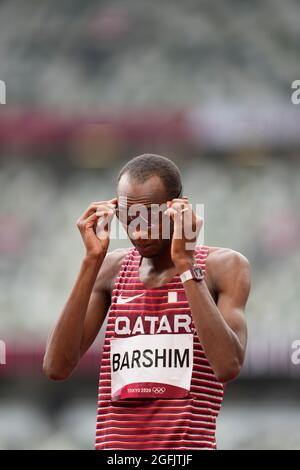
(95, 245, 224, 450)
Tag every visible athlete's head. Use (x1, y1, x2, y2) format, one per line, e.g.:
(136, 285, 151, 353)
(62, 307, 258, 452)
(117, 154, 182, 257)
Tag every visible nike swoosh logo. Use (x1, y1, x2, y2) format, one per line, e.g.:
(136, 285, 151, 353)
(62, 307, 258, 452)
(116, 293, 145, 304)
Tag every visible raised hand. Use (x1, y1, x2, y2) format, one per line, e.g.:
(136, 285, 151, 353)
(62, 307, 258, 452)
(164, 197, 203, 270)
(76, 198, 117, 260)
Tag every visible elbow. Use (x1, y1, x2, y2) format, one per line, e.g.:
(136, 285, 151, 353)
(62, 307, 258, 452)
(42, 356, 73, 381)
(43, 368, 70, 381)
(215, 360, 242, 384)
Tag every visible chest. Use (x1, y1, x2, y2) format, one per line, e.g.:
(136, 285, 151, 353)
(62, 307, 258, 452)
(128, 264, 218, 304)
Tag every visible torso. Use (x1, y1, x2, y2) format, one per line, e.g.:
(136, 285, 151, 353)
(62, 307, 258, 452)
(106, 246, 220, 305)
(95, 244, 224, 451)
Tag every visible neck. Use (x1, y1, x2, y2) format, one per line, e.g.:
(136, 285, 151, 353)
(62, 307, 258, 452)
(140, 244, 174, 272)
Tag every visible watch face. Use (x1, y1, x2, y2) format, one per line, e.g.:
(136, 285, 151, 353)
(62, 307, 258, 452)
(194, 266, 203, 280)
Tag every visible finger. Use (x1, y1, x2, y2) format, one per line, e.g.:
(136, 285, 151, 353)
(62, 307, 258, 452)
(83, 210, 114, 228)
(168, 203, 189, 212)
(80, 204, 102, 219)
(164, 208, 184, 237)
(77, 212, 98, 230)
(163, 207, 178, 218)
(174, 203, 189, 212)
(165, 202, 196, 221)
(96, 208, 115, 222)
(95, 208, 116, 217)
(91, 198, 117, 204)
(96, 213, 114, 238)
(93, 202, 117, 210)
(167, 197, 189, 207)
(89, 200, 117, 209)
(82, 202, 116, 219)
(108, 197, 118, 204)
(97, 198, 118, 210)
(172, 209, 185, 239)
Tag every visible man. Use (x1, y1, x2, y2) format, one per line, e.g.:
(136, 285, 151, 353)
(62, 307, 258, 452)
(43, 154, 251, 450)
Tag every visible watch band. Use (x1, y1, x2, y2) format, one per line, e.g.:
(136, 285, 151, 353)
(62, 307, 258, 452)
(180, 265, 204, 283)
(180, 270, 194, 283)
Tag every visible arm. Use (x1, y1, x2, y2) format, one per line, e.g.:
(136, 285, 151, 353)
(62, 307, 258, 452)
(178, 249, 250, 383)
(43, 256, 109, 380)
(79, 247, 129, 359)
(165, 197, 251, 383)
(43, 199, 118, 380)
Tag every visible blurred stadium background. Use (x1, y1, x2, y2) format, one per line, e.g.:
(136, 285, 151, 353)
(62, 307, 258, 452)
(1, 0, 300, 449)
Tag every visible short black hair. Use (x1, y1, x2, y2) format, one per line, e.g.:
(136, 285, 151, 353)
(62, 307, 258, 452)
(117, 154, 182, 199)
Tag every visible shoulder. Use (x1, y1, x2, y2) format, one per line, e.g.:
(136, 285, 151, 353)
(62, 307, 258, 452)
(206, 246, 250, 271)
(105, 247, 131, 266)
(94, 247, 131, 294)
(204, 246, 251, 293)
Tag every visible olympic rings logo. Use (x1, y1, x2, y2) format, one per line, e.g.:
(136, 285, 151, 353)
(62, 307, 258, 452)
(152, 387, 166, 394)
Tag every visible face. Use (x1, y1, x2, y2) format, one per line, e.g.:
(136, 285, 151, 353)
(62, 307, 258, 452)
(117, 174, 174, 257)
